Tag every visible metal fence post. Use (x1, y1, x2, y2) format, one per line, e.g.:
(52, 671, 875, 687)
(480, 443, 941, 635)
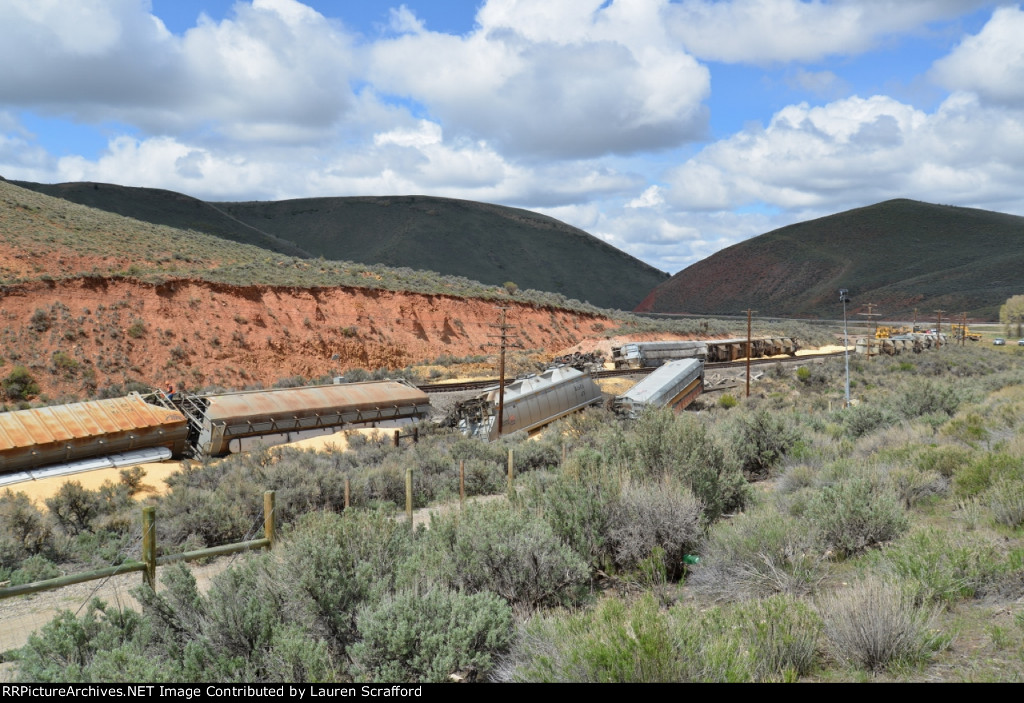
(142, 506, 156, 590)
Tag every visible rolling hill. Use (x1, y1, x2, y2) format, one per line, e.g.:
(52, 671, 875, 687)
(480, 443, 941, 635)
(636, 199, 1024, 320)
(11, 179, 668, 311)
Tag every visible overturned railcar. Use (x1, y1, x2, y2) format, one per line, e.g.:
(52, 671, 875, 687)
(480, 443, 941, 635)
(612, 337, 798, 369)
(457, 367, 602, 441)
(855, 332, 946, 355)
(0, 394, 188, 474)
(180, 380, 431, 456)
(613, 359, 704, 418)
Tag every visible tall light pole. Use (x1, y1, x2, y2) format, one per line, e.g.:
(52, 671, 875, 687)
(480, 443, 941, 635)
(840, 289, 851, 407)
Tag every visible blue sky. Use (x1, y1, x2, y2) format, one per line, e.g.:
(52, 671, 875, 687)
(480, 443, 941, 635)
(2, 1, 1022, 275)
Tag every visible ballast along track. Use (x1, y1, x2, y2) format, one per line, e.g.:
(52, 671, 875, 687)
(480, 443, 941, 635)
(417, 350, 846, 394)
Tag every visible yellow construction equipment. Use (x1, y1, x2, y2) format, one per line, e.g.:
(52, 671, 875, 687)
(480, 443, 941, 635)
(951, 323, 981, 341)
(875, 325, 911, 339)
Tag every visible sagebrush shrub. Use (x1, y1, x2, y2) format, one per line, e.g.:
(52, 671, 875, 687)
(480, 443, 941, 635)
(351, 587, 512, 683)
(688, 507, 827, 601)
(872, 527, 1008, 606)
(804, 477, 909, 558)
(607, 481, 703, 580)
(818, 576, 944, 672)
(496, 594, 682, 682)
(417, 503, 590, 609)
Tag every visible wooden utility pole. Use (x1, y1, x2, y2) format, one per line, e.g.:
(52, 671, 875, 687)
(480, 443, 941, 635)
(487, 307, 522, 436)
(934, 309, 945, 348)
(744, 309, 755, 397)
(857, 303, 881, 359)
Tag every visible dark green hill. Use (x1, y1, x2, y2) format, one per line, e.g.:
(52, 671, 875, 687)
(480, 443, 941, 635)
(215, 195, 666, 310)
(636, 199, 1024, 320)
(12, 180, 667, 311)
(12, 180, 311, 258)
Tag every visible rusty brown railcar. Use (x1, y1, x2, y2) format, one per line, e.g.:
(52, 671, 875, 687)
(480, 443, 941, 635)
(188, 380, 431, 456)
(0, 395, 188, 473)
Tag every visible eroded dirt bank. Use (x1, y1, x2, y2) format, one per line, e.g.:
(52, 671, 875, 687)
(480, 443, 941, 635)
(0, 277, 619, 398)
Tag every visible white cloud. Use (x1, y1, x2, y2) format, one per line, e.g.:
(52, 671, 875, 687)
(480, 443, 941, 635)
(0, 0, 356, 144)
(369, 0, 710, 158)
(626, 185, 665, 209)
(666, 0, 991, 63)
(664, 90, 1024, 223)
(930, 5, 1024, 106)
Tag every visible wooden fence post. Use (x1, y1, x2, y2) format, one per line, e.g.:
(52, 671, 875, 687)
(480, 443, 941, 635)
(344, 477, 350, 509)
(142, 506, 156, 590)
(406, 467, 414, 530)
(264, 491, 275, 550)
(394, 430, 400, 447)
(507, 448, 514, 498)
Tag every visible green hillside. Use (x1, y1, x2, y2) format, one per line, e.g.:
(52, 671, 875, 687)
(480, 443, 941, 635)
(12, 180, 668, 311)
(11, 179, 311, 258)
(637, 199, 1024, 320)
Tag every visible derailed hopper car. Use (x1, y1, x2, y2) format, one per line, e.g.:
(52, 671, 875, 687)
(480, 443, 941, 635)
(613, 359, 704, 418)
(0, 394, 188, 474)
(180, 380, 431, 456)
(612, 337, 798, 369)
(457, 367, 602, 441)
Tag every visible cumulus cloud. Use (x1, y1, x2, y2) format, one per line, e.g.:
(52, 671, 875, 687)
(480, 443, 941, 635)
(665, 91, 1024, 215)
(0, 0, 356, 144)
(930, 5, 1024, 106)
(666, 0, 991, 63)
(368, 0, 710, 159)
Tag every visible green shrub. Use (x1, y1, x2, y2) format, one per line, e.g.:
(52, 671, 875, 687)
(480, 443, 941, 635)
(719, 394, 738, 409)
(805, 478, 909, 559)
(524, 451, 619, 570)
(351, 587, 512, 683)
(0, 489, 54, 568)
(126, 319, 147, 338)
(9, 554, 62, 585)
(988, 478, 1024, 528)
(892, 380, 961, 419)
(688, 507, 827, 601)
(497, 594, 682, 682)
(498, 593, 822, 683)
(886, 466, 948, 509)
(45, 482, 102, 536)
(841, 404, 893, 438)
(14, 599, 152, 683)
(914, 445, 973, 478)
(2, 365, 40, 401)
(726, 595, 822, 681)
(622, 409, 750, 523)
(727, 409, 801, 478)
(417, 503, 590, 609)
(872, 528, 1009, 606)
(818, 576, 945, 672)
(281, 509, 413, 650)
(607, 481, 703, 580)
(954, 453, 1023, 497)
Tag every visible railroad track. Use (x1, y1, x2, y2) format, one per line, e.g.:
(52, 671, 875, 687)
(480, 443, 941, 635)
(417, 350, 847, 394)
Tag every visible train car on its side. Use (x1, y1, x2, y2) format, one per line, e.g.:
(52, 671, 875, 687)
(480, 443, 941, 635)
(613, 358, 704, 418)
(612, 337, 798, 369)
(0, 394, 188, 474)
(179, 380, 431, 456)
(456, 367, 603, 441)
